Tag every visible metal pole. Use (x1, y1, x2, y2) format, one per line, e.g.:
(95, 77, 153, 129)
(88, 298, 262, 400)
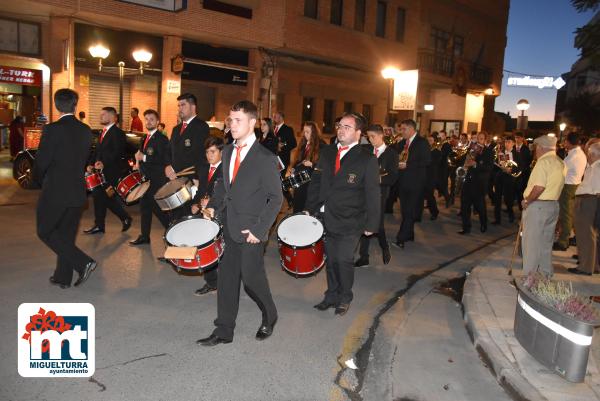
(387, 78, 394, 126)
(118, 61, 125, 127)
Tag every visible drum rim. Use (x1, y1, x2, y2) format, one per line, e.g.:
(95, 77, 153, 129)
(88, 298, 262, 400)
(276, 212, 324, 249)
(164, 215, 223, 249)
(280, 257, 326, 276)
(124, 180, 150, 204)
(154, 177, 191, 201)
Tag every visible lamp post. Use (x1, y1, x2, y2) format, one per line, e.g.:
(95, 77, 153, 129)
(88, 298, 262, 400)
(381, 66, 400, 126)
(516, 99, 530, 131)
(559, 122, 567, 143)
(88, 44, 153, 125)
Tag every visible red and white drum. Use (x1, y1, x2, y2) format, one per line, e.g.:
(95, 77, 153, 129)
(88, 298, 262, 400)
(164, 216, 224, 272)
(85, 171, 105, 191)
(277, 213, 325, 276)
(116, 171, 149, 205)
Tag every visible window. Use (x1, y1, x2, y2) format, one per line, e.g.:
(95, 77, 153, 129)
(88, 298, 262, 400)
(304, 0, 318, 19)
(376, 1, 387, 38)
(203, 0, 252, 19)
(330, 0, 343, 26)
(344, 102, 353, 113)
(323, 99, 336, 133)
(431, 27, 451, 53)
(354, 0, 366, 31)
(362, 104, 372, 125)
(396, 8, 406, 42)
(453, 35, 464, 57)
(302, 97, 315, 122)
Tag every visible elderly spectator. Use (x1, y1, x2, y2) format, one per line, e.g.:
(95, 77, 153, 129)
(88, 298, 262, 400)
(521, 135, 566, 276)
(568, 142, 600, 276)
(554, 132, 587, 250)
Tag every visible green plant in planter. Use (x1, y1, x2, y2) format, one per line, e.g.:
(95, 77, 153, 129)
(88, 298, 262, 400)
(522, 273, 599, 323)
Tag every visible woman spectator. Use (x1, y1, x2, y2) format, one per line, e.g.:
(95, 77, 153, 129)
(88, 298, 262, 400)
(287, 121, 322, 212)
(9, 116, 25, 161)
(258, 117, 279, 155)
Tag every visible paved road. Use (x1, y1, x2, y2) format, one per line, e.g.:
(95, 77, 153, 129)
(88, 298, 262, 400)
(0, 161, 515, 401)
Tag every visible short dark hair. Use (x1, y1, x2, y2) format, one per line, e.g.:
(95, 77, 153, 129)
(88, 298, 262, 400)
(143, 109, 159, 120)
(566, 132, 580, 146)
(205, 135, 224, 151)
(102, 106, 117, 115)
(54, 89, 78, 113)
(400, 119, 417, 130)
(157, 122, 165, 129)
(177, 93, 197, 105)
(231, 100, 258, 120)
(505, 135, 515, 142)
(132, 107, 139, 114)
(366, 124, 384, 134)
(341, 112, 367, 133)
(514, 132, 524, 138)
(78, 111, 85, 119)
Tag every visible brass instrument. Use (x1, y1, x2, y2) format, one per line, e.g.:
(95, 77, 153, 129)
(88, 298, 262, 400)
(448, 142, 469, 167)
(431, 141, 442, 151)
(494, 144, 522, 178)
(454, 142, 484, 196)
(398, 148, 408, 167)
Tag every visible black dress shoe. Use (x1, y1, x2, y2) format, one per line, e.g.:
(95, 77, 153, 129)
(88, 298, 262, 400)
(83, 226, 104, 235)
(121, 217, 132, 232)
(194, 284, 217, 296)
(354, 257, 370, 267)
(480, 223, 487, 233)
(74, 260, 97, 287)
(458, 229, 470, 235)
(392, 240, 405, 249)
(256, 319, 277, 341)
(382, 247, 391, 265)
(129, 235, 150, 245)
(49, 276, 70, 289)
(567, 267, 592, 276)
(314, 300, 336, 311)
(335, 303, 350, 316)
(196, 334, 232, 346)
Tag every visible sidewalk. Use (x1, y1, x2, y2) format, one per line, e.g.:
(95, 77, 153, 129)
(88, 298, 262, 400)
(463, 243, 600, 401)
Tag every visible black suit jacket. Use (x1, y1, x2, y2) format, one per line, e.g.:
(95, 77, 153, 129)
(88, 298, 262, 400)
(365, 145, 399, 188)
(440, 142, 452, 170)
(395, 135, 431, 191)
(33, 115, 92, 209)
(259, 132, 279, 155)
(515, 144, 532, 172)
(166, 116, 209, 173)
(275, 123, 297, 168)
(95, 124, 127, 185)
(139, 131, 169, 187)
(306, 144, 380, 236)
(192, 162, 223, 203)
(208, 140, 283, 243)
(467, 145, 494, 182)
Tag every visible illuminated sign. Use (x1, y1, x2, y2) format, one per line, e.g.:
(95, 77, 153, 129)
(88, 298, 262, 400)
(392, 69, 419, 111)
(507, 76, 565, 90)
(0, 66, 42, 86)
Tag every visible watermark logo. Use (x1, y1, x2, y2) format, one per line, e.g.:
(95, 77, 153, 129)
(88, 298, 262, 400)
(18, 303, 95, 377)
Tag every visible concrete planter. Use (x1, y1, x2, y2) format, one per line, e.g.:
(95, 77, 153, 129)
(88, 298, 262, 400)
(514, 280, 599, 383)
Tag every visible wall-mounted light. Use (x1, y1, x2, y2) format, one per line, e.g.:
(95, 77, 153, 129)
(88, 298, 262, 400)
(88, 44, 110, 71)
(424, 104, 434, 111)
(132, 49, 153, 75)
(484, 88, 494, 95)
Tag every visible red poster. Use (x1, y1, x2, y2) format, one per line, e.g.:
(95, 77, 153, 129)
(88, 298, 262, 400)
(0, 66, 42, 86)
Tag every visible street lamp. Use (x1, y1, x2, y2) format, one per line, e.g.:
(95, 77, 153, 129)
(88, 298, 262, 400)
(516, 99, 530, 116)
(559, 122, 567, 142)
(381, 66, 400, 126)
(132, 49, 153, 75)
(516, 99, 530, 131)
(89, 44, 110, 71)
(484, 87, 494, 96)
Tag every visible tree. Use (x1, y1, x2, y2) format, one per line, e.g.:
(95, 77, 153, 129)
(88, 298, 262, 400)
(572, 0, 600, 68)
(565, 90, 600, 135)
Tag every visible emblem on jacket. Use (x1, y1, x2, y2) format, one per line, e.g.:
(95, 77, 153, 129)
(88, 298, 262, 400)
(347, 173, 357, 184)
(184, 139, 191, 147)
(146, 147, 154, 156)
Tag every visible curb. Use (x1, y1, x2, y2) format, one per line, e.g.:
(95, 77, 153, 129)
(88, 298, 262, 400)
(463, 271, 548, 401)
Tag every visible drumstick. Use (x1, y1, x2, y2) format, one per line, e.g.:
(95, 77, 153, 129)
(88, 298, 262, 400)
(175, 171, 196, 177)
(178, 166, 195, 174)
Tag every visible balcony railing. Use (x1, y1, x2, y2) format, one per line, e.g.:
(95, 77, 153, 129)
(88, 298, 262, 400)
(417, 49, 492, 86)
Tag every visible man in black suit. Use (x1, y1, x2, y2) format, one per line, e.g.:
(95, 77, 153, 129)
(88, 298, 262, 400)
(492, 136, 521, 225)
(191, 136, 224, 296)
(84, 107, 132, 234)
(197, 101, 282, 346)
(129, 109, 170, 245)
(273, 111, 297, 207)
(164, 93, 210, 220)
(514, 132, 532, 209)
(459, 132, 494, 234)
(416, 135, 440, 221)
(34, 89, 97, 288)
(355, 124, 398, 267)
(393, 119, 431, 248)
(438, 130, 452, 207)
(306, 112, 380, 316)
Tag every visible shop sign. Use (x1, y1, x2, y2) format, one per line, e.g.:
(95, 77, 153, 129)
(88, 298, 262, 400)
(0, 66, 42, 86)
(167, 80, 181, 94)
(392, 69, 419, 111)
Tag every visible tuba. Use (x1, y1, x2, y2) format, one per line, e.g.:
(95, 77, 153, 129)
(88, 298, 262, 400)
(454, 142, 484, 196)
(494, 145, 521, 178)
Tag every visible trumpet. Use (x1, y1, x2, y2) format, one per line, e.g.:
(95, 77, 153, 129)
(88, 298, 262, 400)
(398, 149, 408, 168)
(494, 145, 522, 178)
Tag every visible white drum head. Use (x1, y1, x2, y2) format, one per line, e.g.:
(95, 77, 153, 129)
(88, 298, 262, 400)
(155, 177, 188, 199)
(166, 218, 220, 247)
(277, 214, 323, 247)
(126, 181, 150, 203)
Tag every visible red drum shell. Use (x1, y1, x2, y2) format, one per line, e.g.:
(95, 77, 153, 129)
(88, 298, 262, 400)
(278, 239, 325, 276)
(85, 172, 105, 191)
(116, 171, 145, 204)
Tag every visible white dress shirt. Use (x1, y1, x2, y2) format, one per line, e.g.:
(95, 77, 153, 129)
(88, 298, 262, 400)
(229, 133, 257, 182)
(564, 146, 587, 185)
(142, 129, 157, 161)
(320, 141, 359, 212)
(374, 144, 386, 158)
(575, 160, 600, 195)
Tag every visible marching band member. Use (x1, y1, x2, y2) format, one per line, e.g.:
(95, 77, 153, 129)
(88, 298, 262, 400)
(84, 106, 132, 234)
(191, 136, 224, 296)
(492, 136, 521, 225)
(287, 121, 322, 213)
(306, 112, 380, 316)
(129, 109, 170, 245)
(438, 130, 452, 207)
(355, 124, 398, 267)
(514, 132, 532, 209)
(258, 117, 279, 155)
(198, 101, 282, 346)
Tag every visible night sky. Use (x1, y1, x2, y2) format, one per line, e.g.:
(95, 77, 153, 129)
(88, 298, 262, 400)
(494, 0, 596, 121)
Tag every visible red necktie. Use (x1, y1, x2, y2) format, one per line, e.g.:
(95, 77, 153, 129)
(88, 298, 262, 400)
(231, 144, 247, 183)
(100, 127, 107, 143)
(143, 133, 151, 150)
(304, 144, 310, 158)
(403, 139, 411, 158)
(180, 122, 188, 135)
(208, 166, 216, 182)
(274, 125, 280, 136)
(335, 146, 349, 174)
(374, 148, 379, 157)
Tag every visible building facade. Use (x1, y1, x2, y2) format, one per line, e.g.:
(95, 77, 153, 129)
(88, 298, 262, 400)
(0, 0, 509, 137)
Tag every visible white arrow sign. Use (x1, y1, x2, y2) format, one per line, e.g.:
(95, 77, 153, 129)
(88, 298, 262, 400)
(507, 75, 566, 90)
(553, 77, 566, 90)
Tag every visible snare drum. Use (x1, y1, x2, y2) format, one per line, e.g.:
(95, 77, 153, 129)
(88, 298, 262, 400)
(154, 177, 193, 211)
(116, 171, 150, 205)
(84, 171, 105, 191)
(164, 216, 224, 271)
(281, 170, 311, 191)
(277, 213, 325, 276)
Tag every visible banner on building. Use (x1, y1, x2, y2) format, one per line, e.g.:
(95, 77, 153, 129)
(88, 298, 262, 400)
(392, 69, 419, 111)
(0, 66, 42, 86)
